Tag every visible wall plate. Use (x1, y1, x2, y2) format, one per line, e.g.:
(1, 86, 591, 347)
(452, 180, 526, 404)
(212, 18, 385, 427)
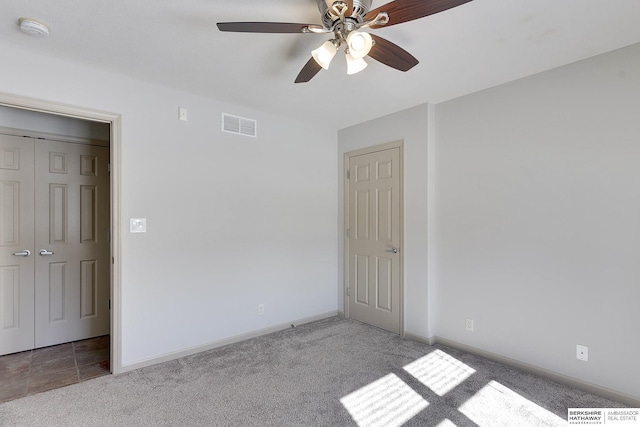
(130, 218, 147, 233)
(576, 344, 589, 362)
(465, 318, 474, 332)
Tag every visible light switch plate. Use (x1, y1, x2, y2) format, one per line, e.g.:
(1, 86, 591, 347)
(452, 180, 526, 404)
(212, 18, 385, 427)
(130, 218, 147, 233)
(576, 344, 588, 362)
(179, 107, 188, 121)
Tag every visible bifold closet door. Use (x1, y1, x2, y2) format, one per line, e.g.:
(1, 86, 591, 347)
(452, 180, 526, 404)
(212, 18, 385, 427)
(34, 139, 110, 348)
(0, 134, 110, 356)
(0, 134, 35, 355)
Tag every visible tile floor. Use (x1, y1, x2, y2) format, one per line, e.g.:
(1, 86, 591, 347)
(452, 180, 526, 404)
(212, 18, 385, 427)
(0, 335, 110, 403)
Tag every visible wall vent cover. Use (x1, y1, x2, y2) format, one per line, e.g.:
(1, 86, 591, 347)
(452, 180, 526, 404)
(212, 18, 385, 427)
(222, 113, 257, 138)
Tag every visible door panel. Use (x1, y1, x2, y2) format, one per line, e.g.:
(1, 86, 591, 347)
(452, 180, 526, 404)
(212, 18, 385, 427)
(355, 189, 370, 239)
(348, 146, 401, 334)
(0, 135, 35, 355)
(355, 254, 369, 305)
(376, 256, 392, 311)
(34, 140, 110, 348)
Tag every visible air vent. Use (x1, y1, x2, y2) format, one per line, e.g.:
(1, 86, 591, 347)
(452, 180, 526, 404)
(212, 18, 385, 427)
(222, 113, 257, 138)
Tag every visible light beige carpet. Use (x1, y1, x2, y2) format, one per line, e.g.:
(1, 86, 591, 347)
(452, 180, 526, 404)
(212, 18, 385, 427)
(0, 317, 627, 426)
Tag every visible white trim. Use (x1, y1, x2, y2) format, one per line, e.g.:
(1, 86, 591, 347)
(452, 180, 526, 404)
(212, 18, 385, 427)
(0, 92, 123, 375)
(403, 332, 432, 345)
(120, 311, 339, 372)
(343, 140, 405, 337)
(343, 155, 350, 319)
(426, 103, 437, 339)
(433, 336, 640, 407)
(344, 140, 403, 158)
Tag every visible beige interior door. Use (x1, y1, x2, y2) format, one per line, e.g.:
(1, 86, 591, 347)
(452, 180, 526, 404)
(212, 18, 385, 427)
(34, 139, 110, 348)
(0, 132, 110, 356)
(0, 134, 35, 355)
(347, 146, 401, 334)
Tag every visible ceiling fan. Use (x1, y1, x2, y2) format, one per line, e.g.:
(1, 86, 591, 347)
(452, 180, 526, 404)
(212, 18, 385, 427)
(217, 0, 473, 83)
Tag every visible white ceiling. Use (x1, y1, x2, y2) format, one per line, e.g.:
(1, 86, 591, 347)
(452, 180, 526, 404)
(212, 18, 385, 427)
(2, 0, 640, 129)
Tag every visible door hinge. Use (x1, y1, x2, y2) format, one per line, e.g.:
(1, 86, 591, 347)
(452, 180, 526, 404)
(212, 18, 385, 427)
(346, 228, 351, 238)
(347, 170, 350, 180)
(346, 287, 350, 297)
(108, 163, 111, 173)
(108, 231, 111, 241)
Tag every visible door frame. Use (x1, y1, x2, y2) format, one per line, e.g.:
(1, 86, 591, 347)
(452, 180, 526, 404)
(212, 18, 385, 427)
(343, 140, 404, 336)
(0, 92, 122, 374)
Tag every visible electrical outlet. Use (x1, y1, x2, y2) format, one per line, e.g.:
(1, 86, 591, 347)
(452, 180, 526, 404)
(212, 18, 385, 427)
(258, 304, 264, 315)
(577, 344, 588, 362)
(465, 318, 474, 332)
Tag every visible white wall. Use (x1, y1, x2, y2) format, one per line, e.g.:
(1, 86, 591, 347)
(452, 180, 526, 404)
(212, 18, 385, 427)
(434, 43, 640, 400)
(0, 45, 338, 366)
(338, 104, 433, 339)
(4, 35, 637, 401)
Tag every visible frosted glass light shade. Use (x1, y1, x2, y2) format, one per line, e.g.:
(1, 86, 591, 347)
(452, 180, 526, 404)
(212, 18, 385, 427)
(346, 31, 373, 59)
(346, 53, 368, 75)
(312, 41, 337, 70)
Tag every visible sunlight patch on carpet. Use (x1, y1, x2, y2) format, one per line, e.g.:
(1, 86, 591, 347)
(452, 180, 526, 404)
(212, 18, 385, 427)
(403, 349, 476, 396)
(340, 373, 429, 427)
(458, 380, 566, 426)
(435, 418, 458, 426)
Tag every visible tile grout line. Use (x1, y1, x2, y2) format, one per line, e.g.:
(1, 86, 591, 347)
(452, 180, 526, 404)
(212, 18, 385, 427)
(1, 337, 110, 402)
(25, 349, 33, 396)
(73, 341, 80, 382)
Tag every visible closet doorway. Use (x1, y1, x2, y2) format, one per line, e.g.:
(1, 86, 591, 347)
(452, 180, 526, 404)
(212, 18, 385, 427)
(1, 130, 110, 354)
(0, 96, 121, 378)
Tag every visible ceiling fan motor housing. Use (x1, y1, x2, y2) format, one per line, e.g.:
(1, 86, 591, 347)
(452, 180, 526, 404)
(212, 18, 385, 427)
(317, 0, 373, 28)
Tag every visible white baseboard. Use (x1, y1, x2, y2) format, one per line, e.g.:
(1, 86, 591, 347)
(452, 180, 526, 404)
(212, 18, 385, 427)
(120, 311, 339, 373)
(432, 336, 640, 407)
(403, 332, 433, 345)
(120, 316, 639, 407)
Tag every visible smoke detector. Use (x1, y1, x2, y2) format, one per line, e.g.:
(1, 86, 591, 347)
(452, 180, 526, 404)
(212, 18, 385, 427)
(18, 18, 50, 37)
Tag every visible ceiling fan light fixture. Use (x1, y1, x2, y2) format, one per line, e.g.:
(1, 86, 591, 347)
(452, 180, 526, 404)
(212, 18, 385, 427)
(312, 40, 338, 70)
(346, 31, 372, 59)
(346, 53, 367, 75)
(218, 0, 474, 83)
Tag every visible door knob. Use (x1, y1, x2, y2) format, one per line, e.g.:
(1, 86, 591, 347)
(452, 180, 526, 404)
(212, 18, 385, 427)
(13, 249, 31, 257)
(387, 247, 399, 254)
(39, 249, 54, 256)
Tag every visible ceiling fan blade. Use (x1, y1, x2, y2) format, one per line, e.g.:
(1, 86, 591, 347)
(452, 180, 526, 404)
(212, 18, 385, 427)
(365, 0, 473, 28)
(368, 35, 418, 72)
(217, 22, 323, 34)
(295, 57, 323, 83)
(345, 0, 355, 17)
